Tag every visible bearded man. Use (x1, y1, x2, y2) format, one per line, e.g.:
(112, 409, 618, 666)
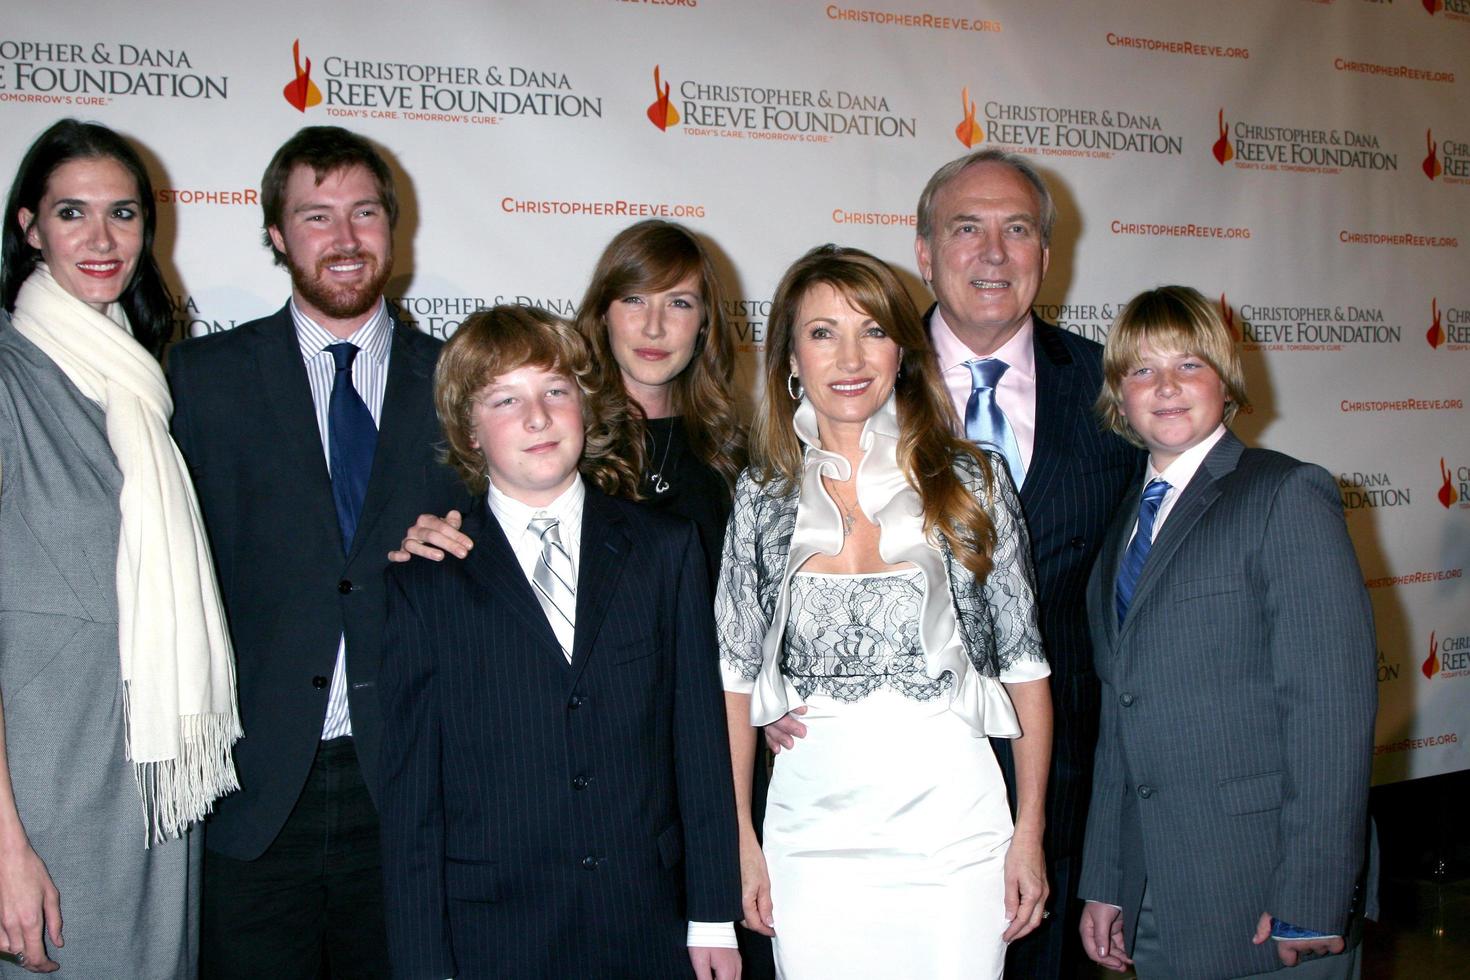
(169, 126, 467, 979)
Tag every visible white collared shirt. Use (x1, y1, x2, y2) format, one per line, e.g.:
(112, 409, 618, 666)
(292, 297, 393, 741)
(929, 307, 1038, 478)
(486, 476, 736, 951)
(1132, 424, 1229, 543)
(487, 476, 585, 585)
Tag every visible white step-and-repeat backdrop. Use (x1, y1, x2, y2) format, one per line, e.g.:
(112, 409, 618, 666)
(3, 1, 1466, 784)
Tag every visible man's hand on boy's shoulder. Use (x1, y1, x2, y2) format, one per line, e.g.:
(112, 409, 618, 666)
(389, 510, 474, 562)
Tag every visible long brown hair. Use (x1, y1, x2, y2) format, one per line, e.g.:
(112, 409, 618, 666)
(753, 245, 999, 580)
(574, 220, 746, 491)
(435, 304, 644, 498)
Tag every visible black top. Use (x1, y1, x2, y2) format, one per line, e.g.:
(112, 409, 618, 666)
(639, 415, 732, 589)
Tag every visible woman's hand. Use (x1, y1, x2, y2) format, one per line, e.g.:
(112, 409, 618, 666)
(0, 838, 62, 973)
(738, 833, 775, 937)
(1000, 830, 1048, 943)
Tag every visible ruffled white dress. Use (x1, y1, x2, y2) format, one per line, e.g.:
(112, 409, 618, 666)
(717, 396, 1048, 980)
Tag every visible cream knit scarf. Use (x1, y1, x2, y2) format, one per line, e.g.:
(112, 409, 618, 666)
(10, 264, 240, 845)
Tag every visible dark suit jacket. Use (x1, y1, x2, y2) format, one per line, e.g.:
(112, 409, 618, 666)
(379, 488, 741, 980)
(1078, 431, 1377, 979)
(168, 304, 467, 860)
(927, 309, 1142, 865)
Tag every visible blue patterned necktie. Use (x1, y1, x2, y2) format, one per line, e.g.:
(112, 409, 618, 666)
(1115, 479, 1172, 625)
(964, 358, 1024, 491)
(327, 343, 378, 550)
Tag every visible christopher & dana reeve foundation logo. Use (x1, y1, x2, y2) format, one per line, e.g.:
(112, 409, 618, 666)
(1422, 0, 1470, 20)
(1212, 107, 1397, 174)
(644, 65, 917, 143)
(1338, 470, 1413, 511)
(1427, 297, 1470, 350)
(1422, 129, 1470, 184)
(1218, 295, 1402, 350)
(279, 39, 603, 127)
(724, 298, 772, 353)
(1032, 300, 1134, 343)
(957, 88, 1183, 158)
(1423, 631, 1470, 679)
(175, 294, 242, 339)
(1439, 458, 1469, 509)
(0, 38, 228, 107)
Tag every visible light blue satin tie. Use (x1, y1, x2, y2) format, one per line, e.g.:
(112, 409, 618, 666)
(964, 358, 1024, 490)
(1115, 479, 1172, 625)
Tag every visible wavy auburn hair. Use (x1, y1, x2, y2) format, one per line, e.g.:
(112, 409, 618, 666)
(753, 245, 999, 581)
(574, 220, 745, 491)
(435, 304, 644, 498)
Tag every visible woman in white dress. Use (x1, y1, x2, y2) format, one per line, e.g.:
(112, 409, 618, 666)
(717, 245, 1052, 979)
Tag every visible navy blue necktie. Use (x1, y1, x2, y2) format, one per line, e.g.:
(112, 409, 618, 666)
(327, 343, 378, 550)
(964, 358, 1024, 491)
(1115, 479, 1171, 625)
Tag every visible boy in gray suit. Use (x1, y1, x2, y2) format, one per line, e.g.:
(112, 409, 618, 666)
(1078, 286, 1375, 980)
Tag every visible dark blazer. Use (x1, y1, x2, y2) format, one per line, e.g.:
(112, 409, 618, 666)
(926, 309, 1142, 865)
(379, 488, 741, 980)
(1078, 431, 1376, 979)
(168, 304, 467, 860)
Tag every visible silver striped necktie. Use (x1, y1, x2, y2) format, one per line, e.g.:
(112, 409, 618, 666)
(528, 514, 576, 662)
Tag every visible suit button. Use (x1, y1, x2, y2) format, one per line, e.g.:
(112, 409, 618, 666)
(338, 580, 353, 594)
(568, 695, 585, 710)
(312, 675, 329, 689)
(572, 775, 590, 790)
(1069, 536, 1087, 550)
(1137, 784, 1153, 799)
(1119, 692, 1135, 707)
(581, 855, 599, 870)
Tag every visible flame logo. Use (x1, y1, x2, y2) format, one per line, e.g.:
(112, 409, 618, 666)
(1423, 129, 1444, 180)
(1212, 109, 1234, 165)
(1428, 297, 1446, 349)
(1423, 632, 1440, 678)
(646, 65, 679, 131)
(955, 87, 982, 148)
(1424, 0, 1444, 13)
(1440, 458, 1460, 508)
(1220, 293, 1239, 340)
(283, 39, 322, 113)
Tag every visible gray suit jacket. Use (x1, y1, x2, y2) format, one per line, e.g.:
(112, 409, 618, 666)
(1078, 430, 1376, 979)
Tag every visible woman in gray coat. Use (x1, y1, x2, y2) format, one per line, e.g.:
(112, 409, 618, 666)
(0, 120, 240, 977)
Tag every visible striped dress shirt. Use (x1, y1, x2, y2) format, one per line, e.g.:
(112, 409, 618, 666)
(291, 298, 393, 740)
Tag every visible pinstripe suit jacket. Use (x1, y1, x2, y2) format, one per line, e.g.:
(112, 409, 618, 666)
(927, 310, 1143, 865)
(379, 487, 741, 980)
(1078, 431, 1376, 979)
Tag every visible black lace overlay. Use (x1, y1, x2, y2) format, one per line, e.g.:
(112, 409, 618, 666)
(782, 570, 951, 703)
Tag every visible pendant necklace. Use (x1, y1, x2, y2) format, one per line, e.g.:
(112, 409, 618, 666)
(646, 423, 675, 495)
(827, 479, 859, 535)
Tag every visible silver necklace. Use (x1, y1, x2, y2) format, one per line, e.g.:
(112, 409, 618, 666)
(826, 478, 859, 534)
(646, 424, 674, 494)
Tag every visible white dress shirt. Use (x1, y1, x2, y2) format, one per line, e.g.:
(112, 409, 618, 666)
(930, 307, 1037, 480)
(487, 476, 585, 593)
(486, 476, 737, 952)
(1132, 424, 1229, 543)
(293, 297, 392, 741)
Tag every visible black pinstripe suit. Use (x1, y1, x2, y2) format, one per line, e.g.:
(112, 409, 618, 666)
(1079, 431, 1376, 978)
(928, 310, 1143, 976)
(378, 487, 741, 980)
